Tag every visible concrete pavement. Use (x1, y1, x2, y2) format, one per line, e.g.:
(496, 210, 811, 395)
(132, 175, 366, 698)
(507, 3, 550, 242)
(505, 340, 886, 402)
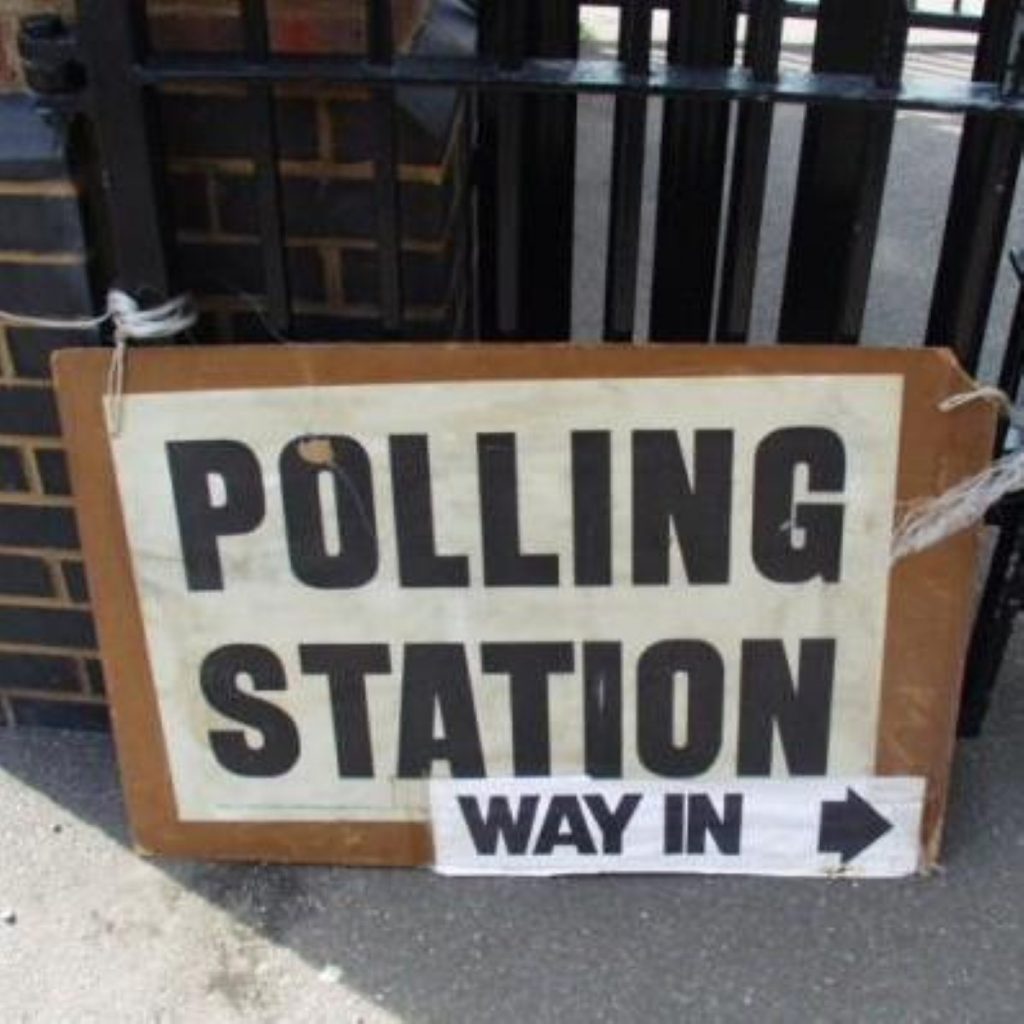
(1, 630, 1023, 1024)
(2, 11, 1024, 1021)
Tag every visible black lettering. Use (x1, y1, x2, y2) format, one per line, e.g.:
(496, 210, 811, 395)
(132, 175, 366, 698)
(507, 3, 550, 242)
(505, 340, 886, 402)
(583, 793, 641, 854)
(457, 795, 539, 855)
(632, 430, 733, 584)
(200, 644, 299, 777)
(481, 642, 574, 776)
(299, 644, 389, 778)
(738, 639, 835, 775)
(583, 642, 623, 778)
(166, 440, 265, 591)
(637, 640, 724, 776)
(389, 435, 470, 587)
(686, 793, 743, 854)
(478, 433, 559, 586)
(572, 431, 612, 585)
(664, 793, 685, 854)
(533, 796, 597, 855)
(398, 644, 485, 777)
(279, 435, 378, 588)
(752, 427, 846, 583)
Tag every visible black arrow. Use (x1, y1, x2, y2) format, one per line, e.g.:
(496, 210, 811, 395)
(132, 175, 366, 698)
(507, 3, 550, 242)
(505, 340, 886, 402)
(818, 788, 893, 865)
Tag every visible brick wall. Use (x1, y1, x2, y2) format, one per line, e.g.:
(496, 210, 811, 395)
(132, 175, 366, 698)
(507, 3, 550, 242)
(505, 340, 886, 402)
(163, 81, 470, 342)
(0, 0, 471, 729)
(0, 95, 107, 729)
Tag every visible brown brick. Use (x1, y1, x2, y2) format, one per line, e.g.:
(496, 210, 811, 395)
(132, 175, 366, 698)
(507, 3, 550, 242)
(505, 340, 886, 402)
(341, 246, 454, 307)
(177, 242, 326, 303)
(160, 92, 319, 161)
(147, 0, 429, 55)
(331, 94, 461, 167)
(169, 172, 212, 233)
(217, 175, 454, 243)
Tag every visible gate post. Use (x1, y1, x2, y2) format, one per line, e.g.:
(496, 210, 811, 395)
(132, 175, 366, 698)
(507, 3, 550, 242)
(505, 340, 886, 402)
(75, 0, 175, 305)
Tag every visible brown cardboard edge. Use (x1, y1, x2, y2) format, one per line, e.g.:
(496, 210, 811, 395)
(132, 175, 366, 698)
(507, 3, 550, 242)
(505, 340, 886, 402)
(52, 343, 997, 868)
(876, 349, 996, 867)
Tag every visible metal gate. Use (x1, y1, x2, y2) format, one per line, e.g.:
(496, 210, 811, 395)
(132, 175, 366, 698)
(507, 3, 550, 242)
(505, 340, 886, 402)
(23, 0, 1024, 730)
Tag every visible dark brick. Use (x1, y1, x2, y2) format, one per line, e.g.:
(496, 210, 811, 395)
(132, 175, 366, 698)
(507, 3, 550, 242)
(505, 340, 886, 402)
(0, 195, 82, 253)
(177, 242, 325, 303)
(0, 652, 79, 692)
(0, 262, 93, 319)
(85, 658, 105, 696)
(169, 172, 211, 233)
(149, 13, 243, 54)
(36, 449, 71, 496)
(0, 504, 79, 549)
(6, 327, 99, 380)
(0, 606, 96, 648)
(9, 697, 109, 731)
(0, 446, 28, 492)
(342, 246, 454, 307)
(331, 93, 460, 166)
(0, 95, 70, 181)
(62, 560, 89, 603)
(160, 92, 319, 161)
(0, 554, 54, 597)
(0, 386, 59, 436)
(218, 176, 452, 242)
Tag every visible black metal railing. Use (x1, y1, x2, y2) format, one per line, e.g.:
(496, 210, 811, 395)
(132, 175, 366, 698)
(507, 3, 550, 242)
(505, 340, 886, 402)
(34, 0, 1024, 730)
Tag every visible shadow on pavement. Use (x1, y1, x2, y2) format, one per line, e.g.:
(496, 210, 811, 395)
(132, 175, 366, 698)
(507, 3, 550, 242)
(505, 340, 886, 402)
(1, 625, 1022, 1023)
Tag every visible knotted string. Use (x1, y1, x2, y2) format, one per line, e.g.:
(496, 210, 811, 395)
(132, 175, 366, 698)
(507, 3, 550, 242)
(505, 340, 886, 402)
(0, 290, 196, 436)
(892, 385, 1024, 562)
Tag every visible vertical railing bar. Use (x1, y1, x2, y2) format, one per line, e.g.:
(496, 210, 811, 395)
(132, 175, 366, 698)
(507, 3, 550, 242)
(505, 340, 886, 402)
(77, 0, 173, 305)
(716, 0, 784, 343)
(925, 0, 1024, 371)
(997, 249, 1024, 424)
(650, 0, 739, 342)
(367, 0, 403, 335)
(243, 0, 292, 336)
(749, 0, 785, 82)
(496, 0, 526, 338)
(958, 251, 1024, 736)
(833, 0, 908, 341)
(517, 1, 579, 339)
(602, 0, 653, 342)
(474, 3, 499, 338)
(779, 0, 905, 344)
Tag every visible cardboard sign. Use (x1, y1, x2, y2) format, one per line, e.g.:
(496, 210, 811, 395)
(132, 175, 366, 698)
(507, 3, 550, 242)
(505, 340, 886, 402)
(54, 345, 995, 875)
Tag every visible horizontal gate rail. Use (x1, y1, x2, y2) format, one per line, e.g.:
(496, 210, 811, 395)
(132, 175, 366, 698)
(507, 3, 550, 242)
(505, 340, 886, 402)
(135, 57, 1024, 116)
(584, 0, 983, 34)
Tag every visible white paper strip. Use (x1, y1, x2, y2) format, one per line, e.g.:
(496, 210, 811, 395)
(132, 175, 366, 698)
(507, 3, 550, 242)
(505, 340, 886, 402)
(430, 776, 925, 878)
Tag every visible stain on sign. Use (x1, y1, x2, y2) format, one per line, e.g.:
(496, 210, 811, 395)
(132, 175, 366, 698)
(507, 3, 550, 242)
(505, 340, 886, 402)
(54, 345, 994, 874)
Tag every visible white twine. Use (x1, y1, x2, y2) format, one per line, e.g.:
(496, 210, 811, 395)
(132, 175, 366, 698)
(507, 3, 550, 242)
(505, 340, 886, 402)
(892, 385, 1024, 563)
(0, 289, 196, 436)
(2, 295, 1021, 564)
